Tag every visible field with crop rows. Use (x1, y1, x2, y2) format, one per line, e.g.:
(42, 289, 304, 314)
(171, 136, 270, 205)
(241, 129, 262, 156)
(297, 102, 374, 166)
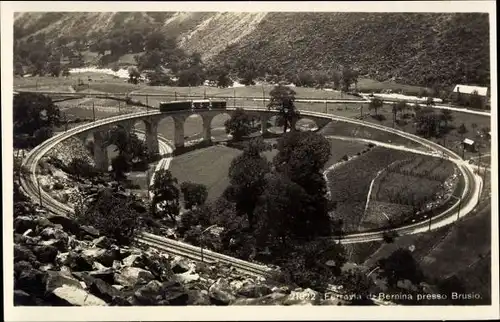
(326, 147, 412, 232)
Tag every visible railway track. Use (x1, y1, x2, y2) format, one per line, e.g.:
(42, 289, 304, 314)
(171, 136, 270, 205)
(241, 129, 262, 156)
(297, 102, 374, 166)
(18, 105, 481, 276)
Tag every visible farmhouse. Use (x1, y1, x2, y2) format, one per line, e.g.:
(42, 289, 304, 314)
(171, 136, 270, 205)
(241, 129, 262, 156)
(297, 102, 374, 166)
(463, 138, 477, 152)
(451, 84, 489, 107)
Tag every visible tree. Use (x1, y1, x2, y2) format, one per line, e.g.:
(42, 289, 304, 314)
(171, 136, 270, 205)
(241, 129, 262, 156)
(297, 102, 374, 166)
(61, 66, 70, 77)
(341, 67, 358, 92)
(426, 96, 435, 107)
(68, 158, 97, 180)
(128, 66, 140, 84)
(331, 71, 342, 90)
(415, 108, 441, 138)
(272, 131, 332, 238)
(296, 71, 314, 87)
(150, 169, 180, 222)
(313, 71, 329, 89)
(469, 90, 484, 109)
(439, 109, 453, 130)
(368, 98, 383, 116)
(111, 154, 130, 180)
(394, 100, 407, 121)
(457, 123, 468, 139)
(216, 71, 233, 88)
(224, 108, 253, 141)
(225, 143, 271, 228)
(74, 187, 144, 245)
(377, 248, 424, 287)
(267, 85, 300, 133)
(180, 182, 208, 210)
(177, 67, 204, 87)
(14, 93, 60, 142)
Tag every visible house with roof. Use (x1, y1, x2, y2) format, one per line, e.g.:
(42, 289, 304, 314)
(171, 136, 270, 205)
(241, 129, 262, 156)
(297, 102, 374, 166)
(451, 84, 489, 108)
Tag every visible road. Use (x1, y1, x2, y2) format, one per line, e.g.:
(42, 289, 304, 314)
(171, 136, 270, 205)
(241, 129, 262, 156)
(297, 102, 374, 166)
(19, 106, 482, 275)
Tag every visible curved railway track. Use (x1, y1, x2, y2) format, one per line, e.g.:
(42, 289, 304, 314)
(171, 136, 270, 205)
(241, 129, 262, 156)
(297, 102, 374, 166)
(19, 106, 481, 276)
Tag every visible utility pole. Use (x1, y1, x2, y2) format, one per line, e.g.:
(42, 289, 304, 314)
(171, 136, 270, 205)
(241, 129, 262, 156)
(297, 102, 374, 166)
(325, 100, 328, 114)
(233, 88, 236, 107)
(92, 102, 96, 122)
(37, 176, 42, 206)
(146, 94, 149, 107)
(262, 85, 266, 108)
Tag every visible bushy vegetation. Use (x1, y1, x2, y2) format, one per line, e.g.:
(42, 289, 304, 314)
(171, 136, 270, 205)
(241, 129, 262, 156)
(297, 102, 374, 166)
(74, 187, 147, 245)
(13, 92, 61, 149)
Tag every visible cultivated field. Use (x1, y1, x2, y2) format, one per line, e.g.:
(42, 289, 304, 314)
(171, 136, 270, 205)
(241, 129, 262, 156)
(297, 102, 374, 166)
(325, 147, 412, 232)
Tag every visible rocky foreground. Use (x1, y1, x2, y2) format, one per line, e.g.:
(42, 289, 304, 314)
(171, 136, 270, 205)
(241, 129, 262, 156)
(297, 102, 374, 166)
(13, 203, 346, 306)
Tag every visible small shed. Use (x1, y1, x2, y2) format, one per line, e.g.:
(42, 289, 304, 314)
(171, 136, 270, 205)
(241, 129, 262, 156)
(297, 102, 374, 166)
(463, 138, 476, 152)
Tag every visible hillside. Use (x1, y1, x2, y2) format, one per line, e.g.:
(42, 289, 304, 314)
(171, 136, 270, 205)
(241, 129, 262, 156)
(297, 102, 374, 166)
(14, 12, 490, 87)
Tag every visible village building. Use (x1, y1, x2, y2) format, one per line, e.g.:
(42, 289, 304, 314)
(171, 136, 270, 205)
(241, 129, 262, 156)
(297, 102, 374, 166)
(451, 84, 489, 108)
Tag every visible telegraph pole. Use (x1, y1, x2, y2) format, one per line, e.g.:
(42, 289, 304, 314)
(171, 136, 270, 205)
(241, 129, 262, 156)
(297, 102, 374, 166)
(262, 85, 266, 108)
(233, 88, 236, 107)
(92, 102, 96, 122)
(37, 176, 42, 206)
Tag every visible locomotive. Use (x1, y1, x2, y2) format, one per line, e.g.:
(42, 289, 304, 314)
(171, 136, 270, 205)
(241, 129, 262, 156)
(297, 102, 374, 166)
(159, 99, 227, 112)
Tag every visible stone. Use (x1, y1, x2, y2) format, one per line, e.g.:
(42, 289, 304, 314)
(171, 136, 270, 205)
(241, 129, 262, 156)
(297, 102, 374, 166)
(50, 284, 108, 306)
(14, 216, 37, 234)
(14, 261, 33, 278)
(33, 245, 59, 263)
(172, 272, 200, 284)
(40, 227, 69, 244)
(112, 260, 122, 270)
(62, 251, 94, 271)
(14, 245, 37, 263)
(16, 268, 45, 297)
(187, 289, 211, 305)
(92, 236, 112, 249)
(73, 272, 129, 305)
(208, 278, 236, 305)
(134, 280, 164, 305)
(142, 252, 173, 282)
(82, 247, 119, 267)
(237, 284, 273, 298)
(271, 285, 291, 294)
(39, 238, 67, 252)
(114, 267, 155, 288)
(122, 254, 144, 268)
(171, 258, 191, 274)
(22, 229, 35, 237)
(47, 215, 81, 236)
(39, 264, 56, 272)
(35, 217, 54, 229)
(88, 268, 116, 285)
(14, 289, 35, 306)
(80, 225, 100, 238)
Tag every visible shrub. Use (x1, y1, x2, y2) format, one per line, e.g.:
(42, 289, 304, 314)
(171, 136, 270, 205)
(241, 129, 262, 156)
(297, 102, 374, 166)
(74, 188, 144, 245)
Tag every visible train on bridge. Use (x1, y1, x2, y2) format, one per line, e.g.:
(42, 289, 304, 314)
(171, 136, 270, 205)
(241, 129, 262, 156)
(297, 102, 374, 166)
(159, 99, 227, 112)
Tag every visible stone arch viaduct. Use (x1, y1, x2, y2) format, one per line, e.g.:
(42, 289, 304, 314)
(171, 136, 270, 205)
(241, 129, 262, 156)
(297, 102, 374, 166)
(73, 109, 332, 171)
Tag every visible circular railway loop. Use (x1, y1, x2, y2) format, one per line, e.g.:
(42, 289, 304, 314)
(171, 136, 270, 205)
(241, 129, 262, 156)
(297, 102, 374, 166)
(20, 102, 482, 264)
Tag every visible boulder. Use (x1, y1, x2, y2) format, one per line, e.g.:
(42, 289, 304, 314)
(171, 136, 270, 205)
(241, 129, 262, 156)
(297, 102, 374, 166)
(134, 280, 164, 305)
(171, 258, 191, 274)
(49, 284, 108, 306)
(14, 216, 37, 234)
(22, 229, 35, 237)
(14, 245, 37, 264)
(16, 268, 45, 297)
(14, 289, 35, 306)
(47, 215, 80, 236)
(88, 268, 116, 285)
(92, 236, 112, 249)
(162, 281, 189, 305)
(271, 285, 291, 294)
(208, 278, 236, 305)
(14, 261, 33, 279)
(114, 267, 155, 288)
(187, 289, 211, 305)
(73, 272, 130, 306)
(142, 252, 172, 282)
(237, 284, 273, 298)
(39, 227, 69, 244)
(60, 251, 94, 271)
(122, 254, 144, 268)
(33, 245, 59, 263)
(35, 217, 54, 229)
(82, 247, 119, 267)
(39, 238, 67, 252)
(80, 225, 100, 239)
(172, 272, 200, 284)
